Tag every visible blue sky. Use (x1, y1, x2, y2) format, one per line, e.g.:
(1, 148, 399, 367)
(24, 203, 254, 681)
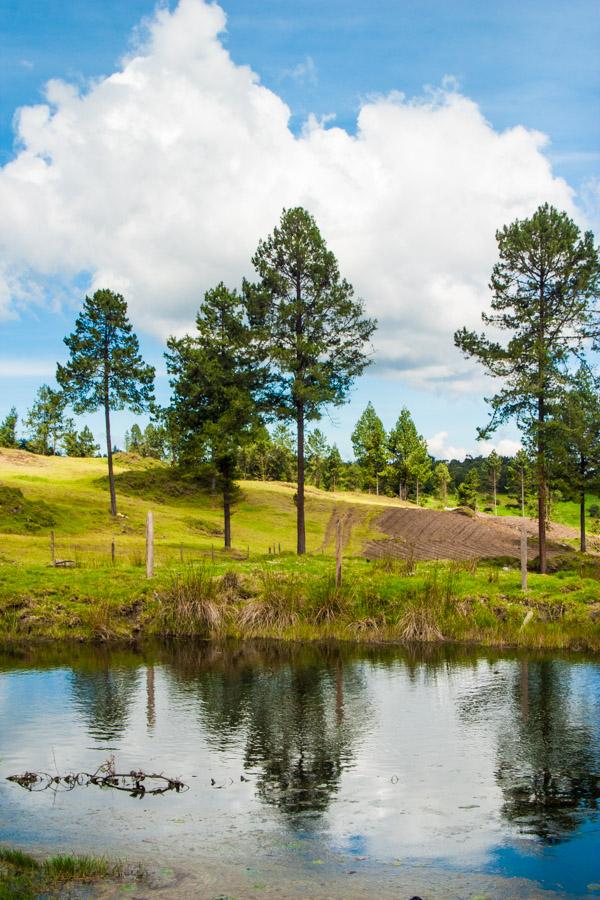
(0, 0, 598, 458)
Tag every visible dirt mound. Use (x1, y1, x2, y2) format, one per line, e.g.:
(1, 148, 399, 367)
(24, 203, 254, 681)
(364, 507, 548, 561)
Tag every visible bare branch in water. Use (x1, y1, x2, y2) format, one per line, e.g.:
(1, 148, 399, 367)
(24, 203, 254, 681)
(7, 756, 188, 798)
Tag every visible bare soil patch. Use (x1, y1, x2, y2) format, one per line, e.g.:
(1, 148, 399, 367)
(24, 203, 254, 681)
(363, 507, 571, 561)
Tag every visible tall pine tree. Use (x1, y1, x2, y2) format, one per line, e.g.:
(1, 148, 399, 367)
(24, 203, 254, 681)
(455, 204, 600, 572)
(166, 283, 265, 548)
(57, 289, 154, 516)
(248, 207, 376, 553)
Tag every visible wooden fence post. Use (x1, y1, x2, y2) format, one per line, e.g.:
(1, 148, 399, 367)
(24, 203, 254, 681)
(111, 538, 115, 566)
(50, 529, 55, 566)
(335, 520, 342, 588)
(146, 511, 154, 579)
(520, 522, 528, 592)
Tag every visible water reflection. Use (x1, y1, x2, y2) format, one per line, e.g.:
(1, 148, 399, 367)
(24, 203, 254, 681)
(164, 642, 370, 821)
(1, 640, 599, 896)
(69, 664, 141, 742)
(496, 660, 600, 842)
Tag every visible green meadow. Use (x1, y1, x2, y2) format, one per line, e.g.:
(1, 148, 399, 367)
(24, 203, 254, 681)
(1, 449, 599, 651)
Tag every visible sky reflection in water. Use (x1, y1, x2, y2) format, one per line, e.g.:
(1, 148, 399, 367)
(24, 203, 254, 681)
(0, 641, 599, 896)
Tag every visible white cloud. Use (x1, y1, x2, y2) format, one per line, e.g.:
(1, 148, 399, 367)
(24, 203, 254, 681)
(427, 431, 521, 461)
(281, 55, 318, 86)
(0, 0, 580, 388)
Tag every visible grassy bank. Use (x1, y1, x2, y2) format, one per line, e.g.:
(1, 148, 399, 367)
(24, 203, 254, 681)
(1, 554, 599, 652)
(1, 449, 599, 653)
(0, 847, 136, 898)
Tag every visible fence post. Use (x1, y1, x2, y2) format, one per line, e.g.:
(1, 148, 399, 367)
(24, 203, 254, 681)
(111, 538, 115, 566)
(335, 520, 342, 588)
(520, 522, 528, 592)
(146, 511, 154, 579)
(50, 529, 55, 566)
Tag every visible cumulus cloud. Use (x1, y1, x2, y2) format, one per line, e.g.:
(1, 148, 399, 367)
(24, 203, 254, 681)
(0, 0, 579, 388)
(427, 431, 521, 461)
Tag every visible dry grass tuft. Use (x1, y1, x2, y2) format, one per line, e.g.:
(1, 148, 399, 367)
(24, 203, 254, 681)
(154, 567, 231, 635)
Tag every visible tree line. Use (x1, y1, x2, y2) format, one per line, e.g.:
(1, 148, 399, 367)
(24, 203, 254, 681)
(1, 203, 599, 568)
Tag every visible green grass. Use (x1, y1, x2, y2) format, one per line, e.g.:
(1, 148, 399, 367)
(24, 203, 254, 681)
(0, 553, 598, 650)
(0, 847, 130, 898)
(1, 450, 599, 652)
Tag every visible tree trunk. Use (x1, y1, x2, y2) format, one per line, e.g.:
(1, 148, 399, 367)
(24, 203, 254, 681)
(104, 370, 117, 517)
(580, 453, 586, 553)
(493, 472, 497, 514)
(223, 478, 231, 549)
(537, 396, 547, 574)
(296, 403, 306, 555)
(416, 477, 419, 505)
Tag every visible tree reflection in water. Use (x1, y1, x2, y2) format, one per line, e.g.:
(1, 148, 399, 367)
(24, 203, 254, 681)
(69, 649, 141, 742)
(166, 641, 371, 822)
(462, 657, 600, 844)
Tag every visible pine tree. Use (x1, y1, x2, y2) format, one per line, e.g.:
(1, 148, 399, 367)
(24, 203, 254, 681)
(433, 461, 452, 505)
(406, 441, 432, 505)
(387, 407, 422, 499)
(351, 402, 387, 494)
(57, 289, 154, 516)
(457, 468, 480, 510)
(455, 204, 600, 572)
(506, 449, 534, 517)
(306, 429, 330, 488)
(323, 445, 343, 492)
(483, 450, 503, 514)
(126, 424, 144, 454)
(166, 283, 265, 547)
(63, 420, 100, 457)
(0, 407, 18, 448)
(551, 367, 600, 552)
(248, 207, 376, 553)
(24, 385, 66, 455)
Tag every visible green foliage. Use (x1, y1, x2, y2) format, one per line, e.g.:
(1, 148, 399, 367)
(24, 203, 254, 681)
(454, 204, 600, 571)
(386, 407, 429, 500)
(0, 407, 18, 448)
(24, 385, 66, 455)
(166, 282, 265, 546)
(249, 206, 377, 552)
(457, 468, 480, 510)
(483, 449, 503, 512)
(57, 288, 154, 515)
(323, 444, 344, 491)
(351, 402, 387, 493)
(433, 461, 452, 504)
(550, 365, 600, 550)
(57, 290, 155, 417)
(63, 421, 100, 457)
(306, 428, 330, 488)
(0, 484, 56, 532)
(506, 449, 534, 515)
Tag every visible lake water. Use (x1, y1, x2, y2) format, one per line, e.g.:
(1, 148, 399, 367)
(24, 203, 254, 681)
(0, 640, 599, 899)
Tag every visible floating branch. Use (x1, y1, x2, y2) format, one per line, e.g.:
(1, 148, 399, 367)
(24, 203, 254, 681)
(7, 757, 188, 798)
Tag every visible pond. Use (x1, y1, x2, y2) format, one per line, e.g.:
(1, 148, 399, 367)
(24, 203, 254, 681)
(0, 640, 599, 898)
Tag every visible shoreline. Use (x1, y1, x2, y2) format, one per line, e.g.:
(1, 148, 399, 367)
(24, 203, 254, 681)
(1, 555, 599, 653)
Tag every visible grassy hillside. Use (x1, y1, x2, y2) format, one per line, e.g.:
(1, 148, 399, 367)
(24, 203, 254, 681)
(0, 449, 406, 567)
(1, 449, 599, 652)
